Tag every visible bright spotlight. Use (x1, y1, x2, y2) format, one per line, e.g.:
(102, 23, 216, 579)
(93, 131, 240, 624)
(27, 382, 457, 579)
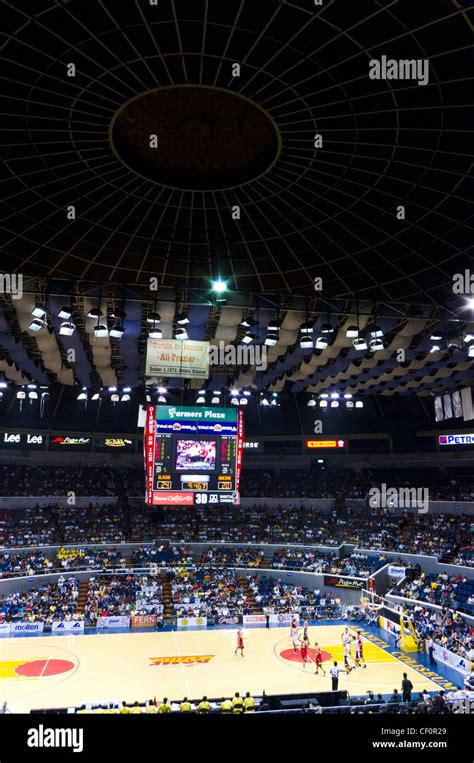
(212, 278, 227, 293)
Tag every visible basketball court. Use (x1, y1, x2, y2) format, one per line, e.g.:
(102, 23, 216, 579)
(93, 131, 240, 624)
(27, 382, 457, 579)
(0, 625, 455, 712)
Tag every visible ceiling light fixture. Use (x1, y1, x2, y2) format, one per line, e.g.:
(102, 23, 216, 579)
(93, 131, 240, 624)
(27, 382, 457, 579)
(369, 338, 385, 351)
(175, 326, 188, 340)
(299, 335, 313, 349)
(353, 337, 368, 351)
(300, 320, 314, 335)
(28, 318, 46, 332)
(94, 324, 108, 338)
(211, 278, 227, 294)
(264, 332, 279, 347)
(110, 323, 124, 339)
(59, 321, 75, 336)
(320, 322, 334, 334)
(58, 306, 72, 320)
(267, 318, 282, 332)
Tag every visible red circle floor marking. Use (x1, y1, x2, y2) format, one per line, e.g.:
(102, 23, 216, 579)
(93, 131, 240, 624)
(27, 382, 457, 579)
(279, 648, 332, 665)
(14, 659, 75, 678)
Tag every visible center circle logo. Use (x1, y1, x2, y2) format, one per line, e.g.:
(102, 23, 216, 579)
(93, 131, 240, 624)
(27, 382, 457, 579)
(0, 658, 75, 679)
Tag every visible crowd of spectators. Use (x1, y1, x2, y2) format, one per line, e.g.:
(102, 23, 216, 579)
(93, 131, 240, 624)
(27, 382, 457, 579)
(241, 467, 474, 502)
(336, 552, 389, 576)
(0, 466, 120, 496)
(201, 546, 265, 568)
(128, 506, 471, 561)
(249, 577, 342, 618)
(0, 503, 471, 564)
(169, 567, 252, 618)
(405, 604, 474, 661)
(131, 544, 193, 567)
(0, 546, 126, 578)
(398, 571, 474, 617)
(83, 574, 163, 625)
(0, 503, 127, 547)
(268, 549, 389, 575)
(270, 548, 336, 572)
(1, 464, 474, 502)
(0, 575, 80, 623)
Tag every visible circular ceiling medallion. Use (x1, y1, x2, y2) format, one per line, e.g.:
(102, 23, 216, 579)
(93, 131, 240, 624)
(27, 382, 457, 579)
(110, 85, 282, 191)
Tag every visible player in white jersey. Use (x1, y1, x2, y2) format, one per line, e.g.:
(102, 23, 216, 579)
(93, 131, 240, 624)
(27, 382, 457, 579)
(291, 626, 300, 654)
(341, 626, 351, 646)
(343, 639, 353, 671)
(341, 627, 352, 671)
(302, 619, 309, 643)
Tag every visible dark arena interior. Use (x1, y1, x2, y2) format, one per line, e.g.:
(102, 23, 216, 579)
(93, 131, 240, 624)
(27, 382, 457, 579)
(0, 0, 472, 756)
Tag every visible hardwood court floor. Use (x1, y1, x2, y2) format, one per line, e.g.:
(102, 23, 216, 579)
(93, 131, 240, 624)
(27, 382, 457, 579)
(0, 625, 448, 712)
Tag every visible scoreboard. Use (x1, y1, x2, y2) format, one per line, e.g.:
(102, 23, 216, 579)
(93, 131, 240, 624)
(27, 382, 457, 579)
(145, 405, 244, 506)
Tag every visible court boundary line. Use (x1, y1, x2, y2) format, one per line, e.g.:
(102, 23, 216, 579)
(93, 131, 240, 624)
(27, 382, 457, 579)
(171, 630, 191, 699)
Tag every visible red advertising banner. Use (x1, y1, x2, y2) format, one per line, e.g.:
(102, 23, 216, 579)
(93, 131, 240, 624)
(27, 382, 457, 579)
(145, 405, 156, 505)
(152, 491, 195, 505)
(234, 408, 244, 505)
(131, 614, 157, 628)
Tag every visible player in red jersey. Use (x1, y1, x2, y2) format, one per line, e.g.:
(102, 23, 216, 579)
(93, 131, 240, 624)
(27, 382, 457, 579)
(300, 639, 309, 669)
(235, 627, 244, 657)
(354, 631, 366, 668)
(314, 642, 326, 676)
(291, 624, 300, 654)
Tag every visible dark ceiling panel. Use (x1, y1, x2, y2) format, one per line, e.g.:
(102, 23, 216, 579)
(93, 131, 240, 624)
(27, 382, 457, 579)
(0, 0, 471, 310)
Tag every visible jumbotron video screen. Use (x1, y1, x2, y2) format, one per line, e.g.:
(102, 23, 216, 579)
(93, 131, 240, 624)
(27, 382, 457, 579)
(145, 405, 244, 506)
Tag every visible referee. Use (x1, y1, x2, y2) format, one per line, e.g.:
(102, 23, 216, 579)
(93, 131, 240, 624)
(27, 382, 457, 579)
(330, 661, 342, 691)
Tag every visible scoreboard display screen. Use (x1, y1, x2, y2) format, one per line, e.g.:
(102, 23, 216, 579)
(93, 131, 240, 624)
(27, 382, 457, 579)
(145, 405, 244, 506)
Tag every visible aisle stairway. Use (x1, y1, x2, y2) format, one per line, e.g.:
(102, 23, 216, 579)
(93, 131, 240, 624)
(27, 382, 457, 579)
(76, 580, 89, 613)
(239, 576, 260, 614)
(162, 573, 174, 619)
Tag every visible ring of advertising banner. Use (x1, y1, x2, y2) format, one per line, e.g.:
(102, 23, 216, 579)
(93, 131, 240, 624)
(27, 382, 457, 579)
(145, 405, 244, 506)
(95, 436, 135, 452)
(0, 432, 46, 449)
(306, 439, 346, 449)
(439, 433, 474, 446)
